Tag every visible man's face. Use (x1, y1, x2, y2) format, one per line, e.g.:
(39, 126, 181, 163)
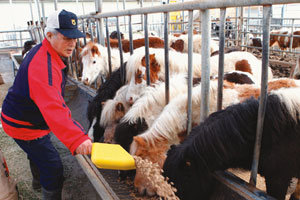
(47, 32, 76, 57)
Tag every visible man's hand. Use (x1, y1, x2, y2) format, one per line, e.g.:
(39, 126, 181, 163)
(75, 139, 92, 155)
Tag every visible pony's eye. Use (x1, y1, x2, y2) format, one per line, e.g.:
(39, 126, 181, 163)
(93, 60, 96, 64)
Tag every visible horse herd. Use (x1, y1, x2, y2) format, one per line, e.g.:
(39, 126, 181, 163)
(19, 29, 300, 199)
(73, 28, 300, 200)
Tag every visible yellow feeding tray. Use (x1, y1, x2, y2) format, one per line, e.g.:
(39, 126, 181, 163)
(91, 143, 136, 170)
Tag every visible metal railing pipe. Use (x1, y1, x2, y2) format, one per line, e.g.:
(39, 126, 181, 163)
(116, 17, 125, 84)
(164, 12, 170, 104)
(144, 14, 150, 86)
(128, 15, 134, 55)
(186, 10, 194, 135)
(200, 9, 211, 123)
(105, 18, 112, 76)
(217, 8, 226, 111)
(249, 4, 271, 187)
(79, 0, 299, 19)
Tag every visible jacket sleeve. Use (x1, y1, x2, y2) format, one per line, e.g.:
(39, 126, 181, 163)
(28, 57, 90, 155)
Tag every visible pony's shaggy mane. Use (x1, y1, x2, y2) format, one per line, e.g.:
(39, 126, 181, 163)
(122, 74, 188, 125)
(137, 81, 239, 146)
(163, 87, 300, 199)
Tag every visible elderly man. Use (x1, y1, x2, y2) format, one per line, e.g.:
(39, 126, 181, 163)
(1, 10, 92, 199)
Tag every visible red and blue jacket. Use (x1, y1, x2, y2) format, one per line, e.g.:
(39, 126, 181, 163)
(1, 39, 90, 155)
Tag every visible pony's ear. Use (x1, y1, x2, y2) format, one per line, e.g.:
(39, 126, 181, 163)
(91, 45, 100, 56)
(141, 54, 156, 67)
(149, 53, 156, 61)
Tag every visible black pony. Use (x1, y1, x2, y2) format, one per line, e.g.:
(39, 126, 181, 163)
(22, 40, 36, 58)
(163, 88, 300, 200)
(87, 63, 126, 142)
(114, 117, 148, 179)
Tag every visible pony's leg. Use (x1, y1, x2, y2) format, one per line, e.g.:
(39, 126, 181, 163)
(265, 176, 290, 200)
(290, 179, 300, 200)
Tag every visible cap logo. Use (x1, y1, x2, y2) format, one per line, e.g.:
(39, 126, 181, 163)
(71, 19, 76, 25)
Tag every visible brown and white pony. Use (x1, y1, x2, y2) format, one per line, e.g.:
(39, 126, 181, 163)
(125, 49, 273, 105)
(169, 34, 219, 55)
(80, 41, 130, 86)
(99, 85, 131, 143)
(107, 37, 164, 53)
(270, 29, 300, 50)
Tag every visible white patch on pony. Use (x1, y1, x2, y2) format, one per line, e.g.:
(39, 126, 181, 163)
(87, 118, 97, 141)
(271, 87, 300, 122)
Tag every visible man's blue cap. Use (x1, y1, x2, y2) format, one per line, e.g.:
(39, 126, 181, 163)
(46, 9, 85, 39)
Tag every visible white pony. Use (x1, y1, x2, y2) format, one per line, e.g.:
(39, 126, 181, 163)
(81, 41, 130, 85)
(99, 85, 131, 143)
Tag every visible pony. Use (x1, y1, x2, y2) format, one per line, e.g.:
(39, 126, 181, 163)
(131, 78, 300, 196)
(169, 34, 219, 55)
(107, 37, 165, 53)
(109, 31, 124, 40)
(209, 51, 273, 85)
(270, 30, 300, 51)
(22, 40, 36, 58)
(81, 41, 130, 86)
(100, 85, 130, 143)
(163, 87, 300, 200)
(86, 63, 126, 142)
(124, 47, 202, 104)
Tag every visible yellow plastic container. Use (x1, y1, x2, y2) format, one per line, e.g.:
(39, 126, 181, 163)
(91, 143, 136, 170)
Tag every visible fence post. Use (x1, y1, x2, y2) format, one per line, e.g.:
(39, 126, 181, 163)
(249, 4, 271, 187)
(200, 9, 211, 123)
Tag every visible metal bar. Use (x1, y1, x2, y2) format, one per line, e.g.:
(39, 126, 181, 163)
(249, 4, 271, 187)
(116, 17, 125, 84)
(76, 155, 119, 200)
(200, 9, 211, 123)
(19, 31, 23, 49)
(34, 0, 42, 35)
(164, 12, 170, 104)
(128, 15, 134, 55)
(140, 0, 144, 31)
(186, 10, 193, 135)
(217, 8, 226, 111)
(105, 18, 112, 76)
(79, 0, 299, 19)
(88, 19, 94, 42)
(81, 19, 87, 45)
(122, 0, 127, 32)
(289, 19, 294, 52)
(54, 0, 58, 11)
(95, 0, 105, 46)
(144, 14, 150, 86)
(29, 0, 35, 25)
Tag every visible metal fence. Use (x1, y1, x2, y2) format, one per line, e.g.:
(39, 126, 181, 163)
(71, 0, 300, 190)
(0, 30, 33, 50)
